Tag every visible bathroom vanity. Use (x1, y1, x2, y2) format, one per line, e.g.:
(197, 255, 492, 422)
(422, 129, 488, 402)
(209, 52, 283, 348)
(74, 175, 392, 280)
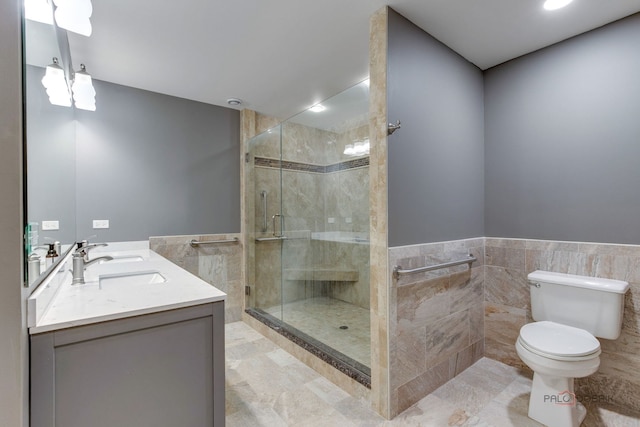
(28, 243, 226, 427)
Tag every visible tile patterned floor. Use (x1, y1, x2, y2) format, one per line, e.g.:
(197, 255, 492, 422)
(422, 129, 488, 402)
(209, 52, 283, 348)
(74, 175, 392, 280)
(226, 321, 640, 427)
(263, 297, 371, 367)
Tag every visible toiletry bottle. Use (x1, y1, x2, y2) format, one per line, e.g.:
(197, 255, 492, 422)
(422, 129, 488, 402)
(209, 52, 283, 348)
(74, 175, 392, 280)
(45, 243, 58, 268)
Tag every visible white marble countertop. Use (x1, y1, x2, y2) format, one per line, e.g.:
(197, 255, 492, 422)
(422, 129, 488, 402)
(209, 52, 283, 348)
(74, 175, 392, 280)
(28, 241, 226, 334)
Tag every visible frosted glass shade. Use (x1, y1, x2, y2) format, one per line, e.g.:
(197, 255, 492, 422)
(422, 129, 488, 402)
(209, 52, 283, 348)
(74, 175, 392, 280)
(41, 61, 72, 107)
(53, 0, 92, 36)
(25, 0, 54, 24)
(72, 68, 96, 111)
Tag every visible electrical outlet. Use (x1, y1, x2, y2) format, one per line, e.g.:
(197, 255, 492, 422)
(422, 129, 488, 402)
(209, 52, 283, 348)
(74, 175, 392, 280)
(328, 217, 335, 224)
(93, 219, 110, 229)
(42, 220, 59, 231)
(345, 217, 352, 224)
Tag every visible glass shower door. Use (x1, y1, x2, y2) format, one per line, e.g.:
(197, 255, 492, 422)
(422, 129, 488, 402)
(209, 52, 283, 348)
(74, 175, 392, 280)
(246, 79, 371, 375)
(247, 125, 284, 319)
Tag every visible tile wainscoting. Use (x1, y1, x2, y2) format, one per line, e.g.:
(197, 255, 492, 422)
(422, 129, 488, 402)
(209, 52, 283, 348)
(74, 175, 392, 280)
(484, 237, 640, 413)
(388, 236, 640, 417)
(150, 234, 243, 323)
(388, 238, 485, 416)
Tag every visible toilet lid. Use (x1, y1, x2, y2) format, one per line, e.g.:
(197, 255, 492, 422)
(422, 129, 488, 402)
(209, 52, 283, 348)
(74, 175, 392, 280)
(519, 321, 600, 357)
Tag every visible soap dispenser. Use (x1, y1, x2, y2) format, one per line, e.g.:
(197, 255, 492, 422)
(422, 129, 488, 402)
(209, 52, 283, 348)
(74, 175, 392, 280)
(45, 243, 59, 268)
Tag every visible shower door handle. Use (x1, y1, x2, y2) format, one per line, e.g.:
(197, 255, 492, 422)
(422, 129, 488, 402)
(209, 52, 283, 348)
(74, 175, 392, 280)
(260, 191, 268, 232)
(272, 214, 284, 238)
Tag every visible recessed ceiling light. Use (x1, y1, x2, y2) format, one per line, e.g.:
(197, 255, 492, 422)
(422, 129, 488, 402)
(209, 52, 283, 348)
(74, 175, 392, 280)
(309, 104, 325, 113)
(227, 98, 242, 106)
(543, 0, 573, 11)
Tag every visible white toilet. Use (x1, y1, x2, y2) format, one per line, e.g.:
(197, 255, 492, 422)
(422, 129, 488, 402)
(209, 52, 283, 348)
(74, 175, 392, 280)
(516, 270, 629, 427)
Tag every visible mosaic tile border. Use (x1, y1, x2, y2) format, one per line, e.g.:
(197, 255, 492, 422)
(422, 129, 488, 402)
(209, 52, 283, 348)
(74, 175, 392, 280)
(254, 156, 369, 173)
(245, 308, 372, 388)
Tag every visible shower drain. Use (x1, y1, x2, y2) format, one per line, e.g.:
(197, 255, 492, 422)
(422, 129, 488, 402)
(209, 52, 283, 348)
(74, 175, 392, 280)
(339, 325, 349, 330)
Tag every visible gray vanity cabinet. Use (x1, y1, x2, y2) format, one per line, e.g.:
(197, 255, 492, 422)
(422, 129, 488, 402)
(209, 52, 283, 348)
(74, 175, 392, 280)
(30, 302, 225, 427)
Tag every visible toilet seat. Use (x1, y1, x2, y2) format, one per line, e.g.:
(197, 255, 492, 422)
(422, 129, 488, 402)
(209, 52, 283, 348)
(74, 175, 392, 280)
(518, 321, 601, 361)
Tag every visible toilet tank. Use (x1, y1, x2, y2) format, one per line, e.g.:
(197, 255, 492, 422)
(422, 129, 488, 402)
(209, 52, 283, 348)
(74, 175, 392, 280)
(528, 270, 629, 339)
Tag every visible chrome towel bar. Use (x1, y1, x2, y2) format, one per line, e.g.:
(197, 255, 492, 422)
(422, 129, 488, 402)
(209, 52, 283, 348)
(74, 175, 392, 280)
(190, 238, 239, 247)
(393, 254, 476, 279)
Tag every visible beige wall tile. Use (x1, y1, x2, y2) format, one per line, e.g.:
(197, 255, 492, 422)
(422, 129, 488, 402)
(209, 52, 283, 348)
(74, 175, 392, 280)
(484, 266, 530, 310)
(424, 310, 470, 369)
(150, 234, 243, 323)
(396, 359, 452, 415)
(485, 246, 525, 270)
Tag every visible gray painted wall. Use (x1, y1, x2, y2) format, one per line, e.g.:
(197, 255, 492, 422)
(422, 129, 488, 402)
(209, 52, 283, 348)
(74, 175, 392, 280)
(27, 70, 241, 243)
(75, 79, 240, 241)
(27, 65, 76, 244)
(0, 0, 28, 425)
(387, 9, 485, 247)
(484, 13, 640, 244)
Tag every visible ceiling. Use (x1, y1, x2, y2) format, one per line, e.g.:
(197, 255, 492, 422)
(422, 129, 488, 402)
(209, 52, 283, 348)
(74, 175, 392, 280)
(30, 0, 640, 120)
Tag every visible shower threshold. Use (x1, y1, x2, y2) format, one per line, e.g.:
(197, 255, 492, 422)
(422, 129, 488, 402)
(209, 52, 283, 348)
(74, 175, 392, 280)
(245, 307, 371, 388)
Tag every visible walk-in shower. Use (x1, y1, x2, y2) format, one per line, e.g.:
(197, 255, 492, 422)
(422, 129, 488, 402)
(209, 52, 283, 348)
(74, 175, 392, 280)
(244, 80, 371, 384)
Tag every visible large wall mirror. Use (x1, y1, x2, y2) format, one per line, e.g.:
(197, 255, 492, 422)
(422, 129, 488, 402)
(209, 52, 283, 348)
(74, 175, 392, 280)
(24, 19, 77, 285)
(23, 8, 240, 286)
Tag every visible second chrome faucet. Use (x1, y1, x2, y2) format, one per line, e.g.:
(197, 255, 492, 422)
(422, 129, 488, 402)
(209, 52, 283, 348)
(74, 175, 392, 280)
(72, 242, 114, 285)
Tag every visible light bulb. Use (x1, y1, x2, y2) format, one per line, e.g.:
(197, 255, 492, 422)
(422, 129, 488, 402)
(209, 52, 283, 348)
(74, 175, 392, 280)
(343, 144, 355, 156)
(309, 104, 325, 113)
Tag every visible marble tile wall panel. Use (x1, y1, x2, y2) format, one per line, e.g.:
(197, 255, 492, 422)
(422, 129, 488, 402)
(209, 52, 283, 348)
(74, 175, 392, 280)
(255, 113, 282, 136)
(325, 166, 370, 234)
(149, 233, 243, 322)
(325, 124, 369, 165)
(484, 237, 640, 413)
(369, 6, 390, 418)
(388, 237, 485, 417)
(282, 121, 337, 165)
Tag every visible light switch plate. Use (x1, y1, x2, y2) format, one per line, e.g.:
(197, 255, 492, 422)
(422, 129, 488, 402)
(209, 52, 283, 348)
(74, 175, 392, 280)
(93, 219, 110, 229)
(42, 220, 59, 231)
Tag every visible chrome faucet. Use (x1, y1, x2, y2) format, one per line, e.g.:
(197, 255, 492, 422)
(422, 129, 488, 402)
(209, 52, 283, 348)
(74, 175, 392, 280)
(77, 241, 109, 261)
(72, 244, 113, 285)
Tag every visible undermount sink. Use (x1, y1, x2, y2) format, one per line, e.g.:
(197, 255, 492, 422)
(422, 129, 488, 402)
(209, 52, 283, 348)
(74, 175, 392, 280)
(99, 271, 166, 288)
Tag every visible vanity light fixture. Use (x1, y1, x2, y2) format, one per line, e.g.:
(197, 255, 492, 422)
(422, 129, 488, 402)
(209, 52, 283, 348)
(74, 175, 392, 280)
(309, 104, 326, 113)
(543, 0, 573, 11)
(53, 0, 93, 36)
(41, 57, 72, 107)
(25, 0, 54, 24)
(72, 64, 96, 111)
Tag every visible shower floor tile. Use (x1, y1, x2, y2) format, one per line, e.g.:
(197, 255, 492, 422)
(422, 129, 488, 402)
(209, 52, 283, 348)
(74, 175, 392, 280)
(263, 297, 371, 367)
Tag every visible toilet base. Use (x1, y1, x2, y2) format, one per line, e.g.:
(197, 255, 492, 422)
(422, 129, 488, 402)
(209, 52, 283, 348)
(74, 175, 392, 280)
(528, 372, 587, 427)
